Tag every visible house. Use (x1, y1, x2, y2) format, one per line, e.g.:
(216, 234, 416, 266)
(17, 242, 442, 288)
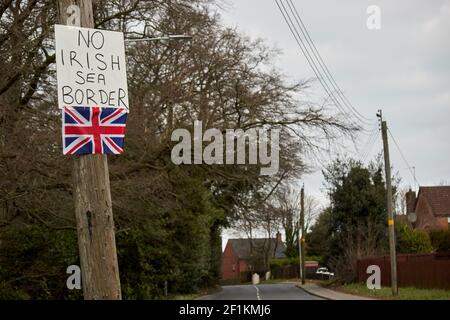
(222, 232, 286, 282)
(405, 186, 450, 231)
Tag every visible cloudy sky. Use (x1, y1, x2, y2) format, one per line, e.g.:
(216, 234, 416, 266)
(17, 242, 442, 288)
(218, 0, 450, 205)
(216, 0, 449, 243)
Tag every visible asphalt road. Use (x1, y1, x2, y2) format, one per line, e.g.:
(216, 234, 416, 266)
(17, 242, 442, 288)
(201, 283, 322, 300)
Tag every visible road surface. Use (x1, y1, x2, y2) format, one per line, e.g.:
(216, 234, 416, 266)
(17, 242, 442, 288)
(200, 283, 322, 300)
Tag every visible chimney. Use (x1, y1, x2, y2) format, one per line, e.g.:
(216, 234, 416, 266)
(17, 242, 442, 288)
(405, 188, 417, 214)
(276, 231, 282, 242)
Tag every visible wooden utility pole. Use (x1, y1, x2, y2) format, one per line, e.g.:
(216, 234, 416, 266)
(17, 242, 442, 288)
(377, 110, 398, 296)
(298, 185, 305, 285)
(57, 0, 122, 300)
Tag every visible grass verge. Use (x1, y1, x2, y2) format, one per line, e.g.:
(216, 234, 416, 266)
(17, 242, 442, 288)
(337, 283, 450, 300)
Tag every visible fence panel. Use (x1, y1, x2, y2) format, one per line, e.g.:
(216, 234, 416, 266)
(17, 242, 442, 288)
(357, 252, 450, 290)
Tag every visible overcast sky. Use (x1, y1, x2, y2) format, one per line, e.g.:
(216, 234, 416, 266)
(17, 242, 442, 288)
(217, 0, 450, 243)
(218, 0, 450, 202)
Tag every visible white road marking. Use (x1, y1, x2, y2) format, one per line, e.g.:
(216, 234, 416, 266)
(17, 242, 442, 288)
(254, 285, 261, 300)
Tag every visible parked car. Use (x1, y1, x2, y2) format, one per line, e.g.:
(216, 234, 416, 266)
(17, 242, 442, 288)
(316, 267, 334, 278)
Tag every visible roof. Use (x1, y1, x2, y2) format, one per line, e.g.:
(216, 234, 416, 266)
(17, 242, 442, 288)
(417, 186, 450, 217)
(228, 238, 286, 259)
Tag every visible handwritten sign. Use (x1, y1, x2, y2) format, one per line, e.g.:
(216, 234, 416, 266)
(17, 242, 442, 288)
(55, 25, 129, 111)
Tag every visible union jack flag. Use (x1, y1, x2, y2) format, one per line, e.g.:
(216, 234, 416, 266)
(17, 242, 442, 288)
(63, 106, 128, 155)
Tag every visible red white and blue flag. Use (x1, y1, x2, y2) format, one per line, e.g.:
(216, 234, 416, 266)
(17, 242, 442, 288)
(63, 106, 128, 155)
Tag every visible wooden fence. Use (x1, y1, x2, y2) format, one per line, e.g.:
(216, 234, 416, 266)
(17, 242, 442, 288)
(357, 252, 450, 290)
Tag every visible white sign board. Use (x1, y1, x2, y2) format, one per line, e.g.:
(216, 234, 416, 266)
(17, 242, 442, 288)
(55, 25, 129, 111)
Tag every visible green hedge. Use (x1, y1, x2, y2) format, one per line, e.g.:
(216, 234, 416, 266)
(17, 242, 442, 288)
(269, 256, 323, 272)
(396, 224, 433, 254)
(0, 218, 220, 300)
(429, 229, 450, 252)
(0, 225, 82, 300)
(270, 256, 323, 267)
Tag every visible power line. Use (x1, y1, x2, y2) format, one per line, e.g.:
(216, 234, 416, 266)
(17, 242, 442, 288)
(361, 129, 379, 163)
(351, 123, 377, 158)
(274, 0, 362, 129)
(359, 130, 375, 161)
(275, 0, 382, 165)
(285, 0, 373, 126)
(387, 127, 420, 188)
(276, 0, 375, 131)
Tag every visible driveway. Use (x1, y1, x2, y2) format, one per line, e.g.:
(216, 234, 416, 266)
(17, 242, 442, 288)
(200, 283, 323, 300)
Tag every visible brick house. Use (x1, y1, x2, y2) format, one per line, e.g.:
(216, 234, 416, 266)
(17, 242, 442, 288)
(222, 232, 286, 282)
(405, 186, 450, 231)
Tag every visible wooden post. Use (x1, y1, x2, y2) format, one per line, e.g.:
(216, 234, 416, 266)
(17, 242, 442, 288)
(57, 0, 122, 300)
(378, 110, 398, 296)
(299, 185, 305, 285)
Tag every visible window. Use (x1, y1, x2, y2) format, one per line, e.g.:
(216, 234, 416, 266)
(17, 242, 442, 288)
(232, 264, 236, 272)
(448, 217, 450, 227)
